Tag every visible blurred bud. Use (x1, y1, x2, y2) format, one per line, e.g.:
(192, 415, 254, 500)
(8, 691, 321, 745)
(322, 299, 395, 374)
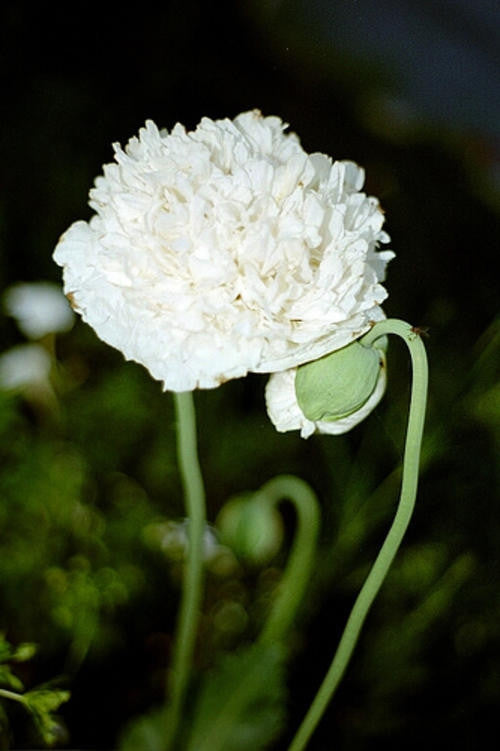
(142, 519, 221, 563)
(0, 343, 51, 391)
(216, 493, 284, 565)
(3, 281, 74, 339)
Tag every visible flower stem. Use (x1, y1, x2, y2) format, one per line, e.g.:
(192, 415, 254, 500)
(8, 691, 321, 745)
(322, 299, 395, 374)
(0, 688, 26, 704)
(257, 475, 320, 645)
(288, 319, 428, 751)
(164, 391, 207, 750)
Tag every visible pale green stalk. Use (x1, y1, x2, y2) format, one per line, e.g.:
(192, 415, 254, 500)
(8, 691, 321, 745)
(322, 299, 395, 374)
(258, 475, 320, 645)
(0, 688, 26, 704)
(288, 319, 428, 751)
(164, 391, 207, 750)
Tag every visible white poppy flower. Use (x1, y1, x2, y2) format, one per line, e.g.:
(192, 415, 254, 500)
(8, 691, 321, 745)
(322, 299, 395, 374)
(53, 110, 393, 391)
(4, 282, 74, 340)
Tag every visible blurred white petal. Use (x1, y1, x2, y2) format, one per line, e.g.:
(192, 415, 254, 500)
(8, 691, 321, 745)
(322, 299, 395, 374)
(0, 344, 52, 391)
(4, 282, 74, 339)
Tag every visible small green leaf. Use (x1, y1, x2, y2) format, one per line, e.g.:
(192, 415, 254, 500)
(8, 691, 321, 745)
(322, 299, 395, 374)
(24, 689, 70, 746)
(0, 635, 13, 664)
(11, 642, 37, 663)
(0, 665, 24, 691)
(24, 688, 70, 714)
(0, 635, 36, 667)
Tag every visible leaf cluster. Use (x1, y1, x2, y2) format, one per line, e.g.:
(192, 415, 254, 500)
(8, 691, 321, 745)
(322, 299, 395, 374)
(0, 635, 69, 748)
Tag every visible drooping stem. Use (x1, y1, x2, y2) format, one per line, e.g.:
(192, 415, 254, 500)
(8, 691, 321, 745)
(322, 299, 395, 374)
(288, 319, 428, 751)
(258, 475, 320, 645)
(164, 391, 207, 750)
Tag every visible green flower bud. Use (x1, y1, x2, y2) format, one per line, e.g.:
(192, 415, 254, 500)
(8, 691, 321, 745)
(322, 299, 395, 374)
(216, 493, 283, 565)
(295, 338, 387, 422)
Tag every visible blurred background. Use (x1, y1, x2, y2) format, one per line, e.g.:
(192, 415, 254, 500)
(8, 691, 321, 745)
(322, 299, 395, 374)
(0, 0, 498, 748)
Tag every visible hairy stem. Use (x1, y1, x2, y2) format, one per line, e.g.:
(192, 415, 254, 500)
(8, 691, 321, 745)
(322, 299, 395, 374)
(288, 319, 428, 751)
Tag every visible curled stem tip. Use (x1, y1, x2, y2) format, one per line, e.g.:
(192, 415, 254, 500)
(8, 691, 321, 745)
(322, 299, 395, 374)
(258, 475, 320, 645)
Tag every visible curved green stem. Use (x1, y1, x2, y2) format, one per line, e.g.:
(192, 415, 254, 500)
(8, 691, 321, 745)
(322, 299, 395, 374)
(0, 688, 26, 705)
(288, 319, 428, 751)
(187, 475, 319, 751)
(258, 475, 321, 645)
(164, 391, 207, 750)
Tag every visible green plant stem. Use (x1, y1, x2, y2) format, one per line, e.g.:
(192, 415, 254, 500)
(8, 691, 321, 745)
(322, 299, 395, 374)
(191, 476, 318, 751)
(0, 688, 25, 704)
(258, 475, 320, 645)
(288, 319, 428, 751)
(164, 391, 207, 750)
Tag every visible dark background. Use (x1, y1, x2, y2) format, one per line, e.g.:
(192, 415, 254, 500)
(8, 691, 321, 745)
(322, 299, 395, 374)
(1, 1, 499, 749)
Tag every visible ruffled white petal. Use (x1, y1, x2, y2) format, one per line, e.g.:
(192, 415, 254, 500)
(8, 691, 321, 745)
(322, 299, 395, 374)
(53, 110, 393, 391)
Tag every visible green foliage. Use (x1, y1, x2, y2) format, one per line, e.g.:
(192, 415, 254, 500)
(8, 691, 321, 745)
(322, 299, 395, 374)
(1, 303, 498, 750)
(119, 707, 166, 751)
(119, 644, 287, 751)
(184, 643, 287, 751)
(0, 635, 69, 747)
(0, 635, 36, 692)
(22, 689, 70, 747)
(1, 312, 498, 748)
(0, 362, 166, 663)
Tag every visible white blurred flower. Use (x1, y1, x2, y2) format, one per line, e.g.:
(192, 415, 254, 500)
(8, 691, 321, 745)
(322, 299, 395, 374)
(0, 343, 52, 391)
(265, 334, 387, 438)
(4, 282, 74, 339)
(53, 110, 393, 391)
(143, 519, 221, 562)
